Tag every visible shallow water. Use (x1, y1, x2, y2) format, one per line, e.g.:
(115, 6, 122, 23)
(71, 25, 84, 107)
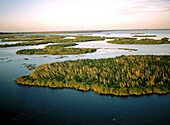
(0, 41, 30, 45)
(23, 29, 170, 40)
(0, 30, 170, 125)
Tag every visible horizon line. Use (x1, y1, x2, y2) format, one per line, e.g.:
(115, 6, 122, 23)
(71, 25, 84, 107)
(1, 28, 170, 34)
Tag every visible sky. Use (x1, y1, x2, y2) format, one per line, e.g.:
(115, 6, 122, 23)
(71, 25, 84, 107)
(0, 0, 170, 32)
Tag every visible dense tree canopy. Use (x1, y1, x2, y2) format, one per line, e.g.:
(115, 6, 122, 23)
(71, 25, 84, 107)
(14, 55, 170, 96)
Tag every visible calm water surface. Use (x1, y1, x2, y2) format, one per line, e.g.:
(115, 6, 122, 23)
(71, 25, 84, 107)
(0, 30, 170, 125)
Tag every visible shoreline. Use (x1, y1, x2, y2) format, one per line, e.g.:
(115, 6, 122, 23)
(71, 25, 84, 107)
(14, 79, 170, 96)
(14, 55, 170, 97)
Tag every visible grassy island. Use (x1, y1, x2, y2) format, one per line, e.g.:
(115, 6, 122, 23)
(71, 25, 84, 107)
(0, 35, 106, 48)
(1, 35, 48, 42)
(16, 43, 97, 55)
(14, 55, 170, 96)
(132, 35, 156, 37)
(1, 37, 45, 42)
(107, 37, 169, 44)
(0, 40, 48, 47)
(130, 33, 145, 34)
(43, 35, 105, 43)
(118, 48, 138, 51)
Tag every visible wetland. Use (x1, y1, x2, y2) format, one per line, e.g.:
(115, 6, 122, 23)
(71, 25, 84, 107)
(0, 29, 170, 125)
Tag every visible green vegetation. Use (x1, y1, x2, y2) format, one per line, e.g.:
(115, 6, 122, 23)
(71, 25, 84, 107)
(16, 43, 97, 55)
(161, 37, 169, 42)
(118, 48, 138, 51)
(0, 35, 65, 47)
(14, 55, 170, 96)
(0, 30, 102, 35)
(130, 33, 145, 34)
(0, 40, 47, 47)
(43, 35, 105, 43)
(132, 35, 156, 37)
(0, 57, 8, 60)
(0, 35, 64, 43)
(0, 35, 106, 48)
(22, 63, 36, 70)
(0, 35, 15, 39)
(0, 30, 105, 35)
(2, 29, 169, 35)
(56, 55, 68, 59)
(0, 34, 25, 39)
(25, 35, 47, 38)
(1, 37, 46, 42)
(105, 37, 136, 40)
(107, 37, 170, 44)
(24, 58, 29, 60)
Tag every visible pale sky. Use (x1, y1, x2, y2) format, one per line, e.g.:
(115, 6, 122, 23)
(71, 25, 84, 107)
(0, 0, 170, 32)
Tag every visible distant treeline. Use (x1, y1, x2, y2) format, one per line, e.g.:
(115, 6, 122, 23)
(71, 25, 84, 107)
(1, 29, 170, 35)
(16, 43, 97, 55)
(14, 55, 170, 96)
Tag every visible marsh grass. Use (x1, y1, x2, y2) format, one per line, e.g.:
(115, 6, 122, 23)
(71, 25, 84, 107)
(0, 35, 106, 48)
(132, 35, 156, 37)
(107, 37, 169, 44)
(118, 48, 138, 51)
(16, 43, 97, 55)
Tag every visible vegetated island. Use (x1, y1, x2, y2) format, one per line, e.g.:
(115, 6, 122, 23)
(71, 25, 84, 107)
(0, 30, 103, 35)
(0, 35, 106, 48)
(130, 33, 145, 34)
(1, 35, 46, 42)
(1, 29, 169, 35)
(22, 63, 36, 70)
(16, 43, 96, 55)
(117, 48, 138, 51)
(107, 37, 169, 44)
(0, 35, 66, 42)
(14, 55, 170, 96)
(0, 34, 23, 39)
(132, 35, 156, 37)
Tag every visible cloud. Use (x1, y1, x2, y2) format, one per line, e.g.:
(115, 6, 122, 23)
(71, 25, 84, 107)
(139, 5, 170, 12)
(133, 4, 170, 12)
(135, 0, 170, 4)
(117, 0, 170, 15)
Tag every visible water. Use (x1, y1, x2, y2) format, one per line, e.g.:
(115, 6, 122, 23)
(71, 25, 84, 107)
(0, 30, 170, 125)
(0, 40, 32, 45)
(22, 29, 170, 40)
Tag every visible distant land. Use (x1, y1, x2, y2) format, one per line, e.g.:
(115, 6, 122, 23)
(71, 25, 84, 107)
(1, 29, 170, 34)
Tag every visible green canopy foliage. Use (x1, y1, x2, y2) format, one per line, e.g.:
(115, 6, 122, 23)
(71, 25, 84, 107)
(14, 55, 170, 96)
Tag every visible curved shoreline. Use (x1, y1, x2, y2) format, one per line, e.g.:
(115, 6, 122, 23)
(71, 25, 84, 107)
(107, 37, 169, 44)
(16, 43, 97, 55)
(14, 55, 170, 96)
(14, 79, 169, 96)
